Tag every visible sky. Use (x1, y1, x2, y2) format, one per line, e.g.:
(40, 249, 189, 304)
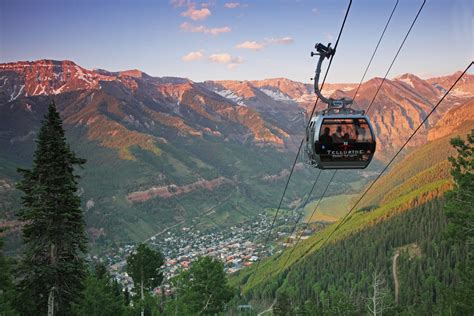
(0, 0, 472, 83)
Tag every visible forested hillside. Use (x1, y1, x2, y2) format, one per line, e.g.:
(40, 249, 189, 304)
(236, 199, 464, 315)
(230, 101, 473, 314)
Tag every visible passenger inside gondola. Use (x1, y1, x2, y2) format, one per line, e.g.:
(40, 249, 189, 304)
(320, 127, 333, 144)
(319, 118, 374, 146)
(332, 126, 343, 142)
(356, 126, 367, 141)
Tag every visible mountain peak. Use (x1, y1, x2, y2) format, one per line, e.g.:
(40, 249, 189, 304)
(395, 73, 421, 80)
(119, 69, 147, 78)
(0, 59, 79, 70)
(0, 59, 105, 99)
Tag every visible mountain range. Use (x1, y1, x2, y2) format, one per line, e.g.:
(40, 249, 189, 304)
(0, 59, 472, 251)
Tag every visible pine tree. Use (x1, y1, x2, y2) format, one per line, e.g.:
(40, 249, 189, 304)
(444, 130, 474, 314)
(16, 101, 87, 315)
(445, 130, 474, 244)
(0, 233, 18, 315)
(273, 291, 292, 315)
(126, 244, 164, 316)
(173, 256, 234, 315)
(73, 263, 126, 316)
(124, 288, 131, 307)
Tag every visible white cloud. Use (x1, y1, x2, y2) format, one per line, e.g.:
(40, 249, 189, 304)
(224, 2, 241, 9)
(266, 36, 294, 45)
(236, 41, 265, 51)
(182, 51, 204, 61)
(208, 53, 243, 65)
(181, 51, 243, 68)
(208, 26, 231, 35)
(236, 36, 294, 51)
(201, 1, 215, 8)
(227, 63, 239, 70)
(180, 22, 231, 35)
(181, 5, 211, 20)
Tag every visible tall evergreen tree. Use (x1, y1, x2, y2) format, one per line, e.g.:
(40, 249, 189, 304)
(273, 292, 292, 316)
(16, 101, 87, 315)
(172, 256, 234, 315)
(126, 244, 164, 316)
(0, 232, 18, 315)
(444, 130, 474, 314)
(445, 130, 474, 244)
(73, 263, 126, 316)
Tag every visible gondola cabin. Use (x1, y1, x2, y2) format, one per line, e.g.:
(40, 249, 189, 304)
(306, 114, 376, 169)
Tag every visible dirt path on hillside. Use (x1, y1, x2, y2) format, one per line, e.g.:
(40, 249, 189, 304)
(392, 251, 400, 304)
(257, 298, 277, 316)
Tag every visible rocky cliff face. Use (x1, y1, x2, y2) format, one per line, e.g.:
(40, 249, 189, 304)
(427, 99, 474, 141)
(0, 60, 110, 100)
(427, 71, 474, 97)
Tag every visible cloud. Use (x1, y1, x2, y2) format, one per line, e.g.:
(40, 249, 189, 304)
(208, 53, 243, 69)
(206, 26, 231, 36)
(236, 36, 294, 51)
(201, 1, 215, 8)
(236, 41, 265, 51)
(266, 36, 294, 45)
(224, 2, 244, 9)
(170, 0, 190, 8)
(227, 63, 240, 70)
(180, 22, 231, 35)
(181, 51, 243, 69)
(182, 51, 204, 61)
(181, 4, 211, 20)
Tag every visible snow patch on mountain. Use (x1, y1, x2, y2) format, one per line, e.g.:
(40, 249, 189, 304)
(52, 84, 67, 94)
(451, 89, 471, 97)
(396, 76, 415, 88)
(10, 84, 24, 101)
(214, 89, 246, 106)
(259, 88, 293, 101)
(74, 65, 94, 84)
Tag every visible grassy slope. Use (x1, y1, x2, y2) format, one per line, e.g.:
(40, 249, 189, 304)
(231, 122, 472, 293)
(358, 120, 473, 208)
(304, 194, 358, 222)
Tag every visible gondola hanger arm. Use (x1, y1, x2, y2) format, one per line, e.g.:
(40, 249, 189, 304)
(311, 42, 354, 111)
